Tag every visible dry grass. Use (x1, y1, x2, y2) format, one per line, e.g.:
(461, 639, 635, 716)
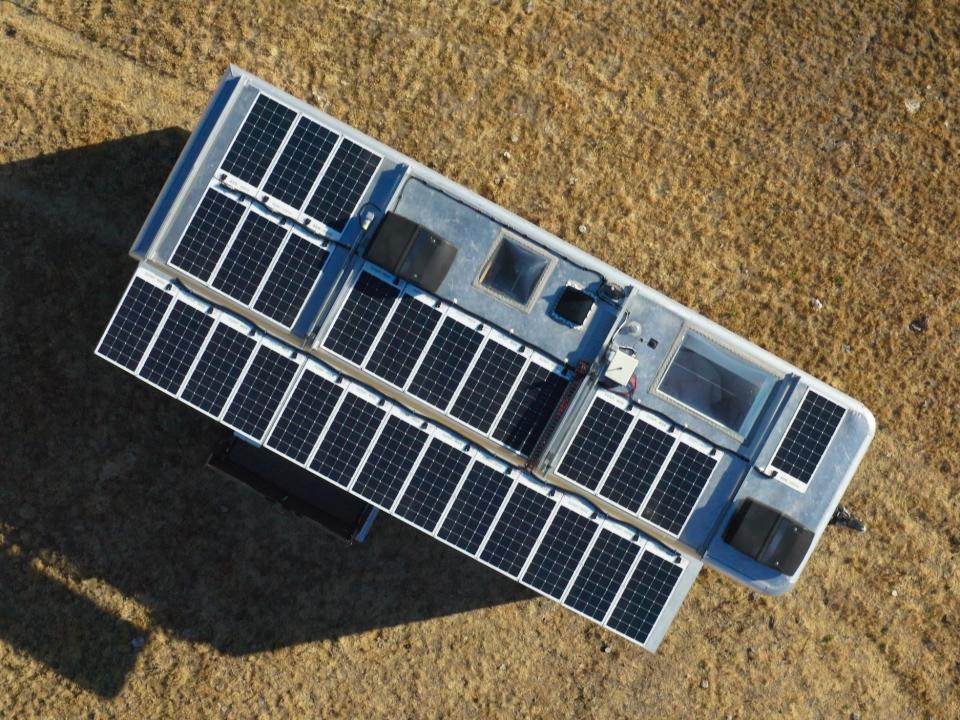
(0, 1, 958, 718)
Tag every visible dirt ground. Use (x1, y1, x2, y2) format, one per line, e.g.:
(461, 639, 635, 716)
(0, 1, 958, 718)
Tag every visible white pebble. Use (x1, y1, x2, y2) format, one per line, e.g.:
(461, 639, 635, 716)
(904, 97, 921, 114)
(891, 588, 898, 597)
(578, 224, 588, 234)
(811, 298, 823, 310)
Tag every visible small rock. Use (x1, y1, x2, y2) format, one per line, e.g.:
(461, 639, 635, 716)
(510, 133, 519, 143)
(523, 1, 534, 13)
(601, 644, 612, 654)
(904, 97, 922, 114)
(700, 678, 710, 689)
(502, 150, 511, 160)
(498, 663, 506, 671)
(131, 636, 146, 649)
(891, 588, 898, 597)
(811, 297, 823, 310)
(909, 316, 928, 333)
(578, 224, 588, 234)
(842, 343, 852, 353)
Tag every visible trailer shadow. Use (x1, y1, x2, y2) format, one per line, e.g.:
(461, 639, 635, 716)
(0, 130, 531, 698)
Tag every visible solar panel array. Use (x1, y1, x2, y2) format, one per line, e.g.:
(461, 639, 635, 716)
(555, 391, 720, 538)
(218, 94, 382, 234)
(319, 266, 570, 458)
(169, 188, 331, 328)
(770, 390, 845, 485)
(96, 268, 699, 649)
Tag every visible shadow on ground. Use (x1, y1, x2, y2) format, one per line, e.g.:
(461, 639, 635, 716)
(0, 130, 530, 698)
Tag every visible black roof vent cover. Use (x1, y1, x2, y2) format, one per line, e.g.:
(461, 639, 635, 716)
(553, 285, 595, 326)
(724, 499, 814, 575)
(365, 212, 458, 293)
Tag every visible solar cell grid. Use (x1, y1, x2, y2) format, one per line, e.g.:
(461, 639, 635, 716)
(322, 271, 400, 365)
(252, 234, 328, 327)
(564, 529, 640, 621)
(771, 392, 845, 484)
(221, 94, 296, 187)
(263, 117, 339, 209)
(266, 371, 343, 464)
(394, 440, 472, 532)
(96, 277, 172, 371)
(479, 485, 555, 577)
(139, 301, 214, 393)
(365, 295, 442, 388)
(180, 324, 257, 416)
(305, 138, 381, 232)
(310, 393, 386, 485)
(557, 397, 634, 491)
(351, 416, 428, 508)
(408, 317, 483, 409)
(169, 189, 246, 281)
(492, 363, 568, 456)
(607, 552, 683, 644)
(437, 463, 513, 555)
(599, 419, 675, 513)
(211, 211, 287, 305)
(450, 339, 526, 434)
(223, 346, 299, 440)
(641, 444, 717, 535)
(522, 506, 598, 599)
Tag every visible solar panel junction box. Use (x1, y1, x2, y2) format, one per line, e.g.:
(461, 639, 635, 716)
(365, 212, 458, 293)
(723, 500, 814, 576)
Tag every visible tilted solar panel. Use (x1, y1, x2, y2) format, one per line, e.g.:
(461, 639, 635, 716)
(95, 268, 699, 650)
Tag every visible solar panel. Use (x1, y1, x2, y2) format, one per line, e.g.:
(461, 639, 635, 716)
(449, 338, 526, 434)
(322, 271, 400, 365)
(606, 550, 684, 645)
(262, 116, 339, 209)
(770, 391, 845, 485)
(407, 315, 483, 410)
(437, 462, 513, 554)
(598, 419, 675, 513)
(221, 94, 297, 187)
(394, 438, 472, 532)
(266, 367, 343, 464)
(211, 211, 288, 305)
(309, 391, 386, 485)
(169, 189, 246, 281)
(365, 293, 442, 388)
(222, 344, 300, 440)
(492, 362, 568, 455)
(564, 528, 641, 621)
(304, 138, 381, 232)
(479, 485, 555, 577)
(139, 300, 215, 394)
(640, 443, 717, 536)
(522, 505, 599, 600)
(251, 232, 328, 327)
(351, 415, 428, 509)
(180, 322, 257, 417)
(557, 396, 634, 491)
(96, 276, 173, 371)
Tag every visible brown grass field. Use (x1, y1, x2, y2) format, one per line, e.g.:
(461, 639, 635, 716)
(1, 1, 958, 718)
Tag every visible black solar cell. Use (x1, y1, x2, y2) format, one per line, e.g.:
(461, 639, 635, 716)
(96, 277, 172, 371)
(169, 189, 246, 281)
(408, 317, 483, 410)
(479, 485, 555, 577)
(522, 507, 598, 600)
(352, 417, 428, 509)
(640, 444, 717, 535)
(606, 552, 683, 644)
(252, 234, 328, 327)
(304, 138, 380, 232)
(322, 272, 400, 365)
(180, 323, 257, 416)
(223, 346, 299, 440)
(437, 463, 512, 554)
(262, 116, 338, 209)
(771, 391, 845, 484)
(266, 371, 343, 464)
(139, 301, 214, 393)
(564, 529, 640, 621)
(365, 295, 442, 388)
(598, 419, 674, 513)
(211, 212, 287, 305)
(557, 397, 633, 491)
(492, 364, 568, 456)
(450, 339, 525, 434)
(394, 440, 472, 532)
(221, 94, 296, 187)
(309, 393, 386, 485)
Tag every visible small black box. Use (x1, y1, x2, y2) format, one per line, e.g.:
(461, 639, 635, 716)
(365, 212, 458, 293)
(724, 500, 814, 575)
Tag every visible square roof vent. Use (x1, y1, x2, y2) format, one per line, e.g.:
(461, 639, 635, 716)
(477, 231, 555, 312)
